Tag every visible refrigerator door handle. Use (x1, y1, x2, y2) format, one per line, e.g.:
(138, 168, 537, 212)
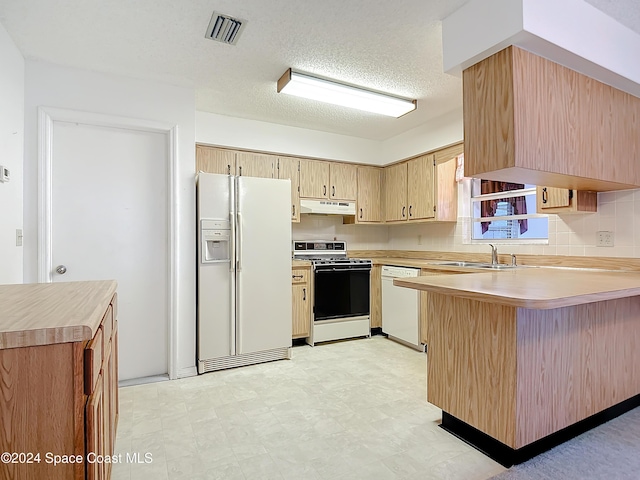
(230, 175, 236, 355)
(237, 212, 243, 272)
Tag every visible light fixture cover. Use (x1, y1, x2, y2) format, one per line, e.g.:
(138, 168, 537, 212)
(277, 69, 417, 118)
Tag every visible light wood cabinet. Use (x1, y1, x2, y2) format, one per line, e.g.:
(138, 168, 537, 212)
(277, 157, 301, 222)
(300, 159, 357, 201)
(407, 155, 435, 220)
(369, 265, 382, 328)
(356, 166, 382, 223)
(536, 187, 597, 214)
(384, 163, 408, 221)
(384, 147, 460, 224)
(291, 267, 311, 339)
(0, 285, 118, 480)
(329, 162, 357, 201)
(196, 145, 235, 175)
(463, 45, 640, 191)
(237, 152, 275, 178)
(300, 159, 330, 199)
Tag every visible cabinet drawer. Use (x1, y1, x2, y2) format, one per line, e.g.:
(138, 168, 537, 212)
(291, 269, 309, 284)
(84, 326, 103, 395)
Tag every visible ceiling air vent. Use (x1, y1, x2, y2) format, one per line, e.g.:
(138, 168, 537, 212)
(205, 12, 246, 45)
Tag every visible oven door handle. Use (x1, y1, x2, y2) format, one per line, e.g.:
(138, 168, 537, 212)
(314, 267, 372, 273)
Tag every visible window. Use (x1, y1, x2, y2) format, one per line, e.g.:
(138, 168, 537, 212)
(470, 179, 548, 241)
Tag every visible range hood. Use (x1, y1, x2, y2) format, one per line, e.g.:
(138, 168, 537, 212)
(299, 198, 356, 216)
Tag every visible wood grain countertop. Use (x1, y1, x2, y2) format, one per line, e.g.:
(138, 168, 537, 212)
(0, 280, 117, 350)
(393, 267, 640, 309)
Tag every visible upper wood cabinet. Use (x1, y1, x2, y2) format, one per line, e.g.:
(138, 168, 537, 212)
(277, 157, 301, 222)
(237, 152, 275, 178)
(383, 146, 459, 224)
(300, 159, 330, 198)
(330, 163, 357, 201)
(384, 162, 408, 221)
(407, 155, 435, 221)
(299, 159, 357, 201)
(356, 166, 382, 223)
(536, 187, 597, 214)
(196, 145, 235, 175)
(463, 45, 640, 191)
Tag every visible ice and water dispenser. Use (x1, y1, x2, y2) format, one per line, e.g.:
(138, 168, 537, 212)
(200, 219, 231, 263)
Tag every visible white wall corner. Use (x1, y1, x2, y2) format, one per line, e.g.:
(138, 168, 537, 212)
(442, 0, 524, 75)
(442, 0, 640, 97)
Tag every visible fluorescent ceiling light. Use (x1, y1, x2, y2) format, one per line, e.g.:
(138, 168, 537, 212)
(277, 69, 417, 118)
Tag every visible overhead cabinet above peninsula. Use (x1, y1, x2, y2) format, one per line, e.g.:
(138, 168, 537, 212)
(463, 46, 640, 192)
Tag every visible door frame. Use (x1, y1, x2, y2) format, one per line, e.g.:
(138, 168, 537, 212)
(37, 106, 179, 380)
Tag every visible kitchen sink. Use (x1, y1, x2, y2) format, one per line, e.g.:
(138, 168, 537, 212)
(434, 261, 517, 269)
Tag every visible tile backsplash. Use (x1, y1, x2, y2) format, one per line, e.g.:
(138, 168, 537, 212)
(294, 188, 640, 258)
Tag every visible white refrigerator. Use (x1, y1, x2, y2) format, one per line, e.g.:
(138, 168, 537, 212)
(197, 172, 292, 373)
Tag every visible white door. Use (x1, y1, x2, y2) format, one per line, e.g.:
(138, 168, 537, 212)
(51, 121, 168, 381)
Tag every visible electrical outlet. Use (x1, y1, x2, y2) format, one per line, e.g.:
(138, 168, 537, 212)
(418, 234, 422, 245)
(16, 229, 23, 247)
(596, 231, 614, 247)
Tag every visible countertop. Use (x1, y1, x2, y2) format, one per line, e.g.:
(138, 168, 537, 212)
(0, 280, 117, 350)
(393, 267, 640, 309)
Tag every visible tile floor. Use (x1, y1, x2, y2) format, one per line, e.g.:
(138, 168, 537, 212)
(111, 336, 506, 479)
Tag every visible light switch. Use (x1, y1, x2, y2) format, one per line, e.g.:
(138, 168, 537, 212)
(16, 229, 23, 247)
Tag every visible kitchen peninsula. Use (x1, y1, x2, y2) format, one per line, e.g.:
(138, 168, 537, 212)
(0, 280, 119, 480)
(394, 267, 640, 466)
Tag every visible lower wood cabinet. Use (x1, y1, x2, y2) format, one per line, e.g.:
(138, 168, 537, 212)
(0, 292, 119, 480)
(292, 267, 311, 339)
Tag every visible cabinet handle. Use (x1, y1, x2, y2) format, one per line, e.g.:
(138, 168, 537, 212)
(542, 187, 548, 204)
(303, 288, 306, 301)
(292, 205, 296, 217)
(402, 206, 406, 218)
(332, 186, 335, 197)
(323, 185, 327, 196)
(292, 274, 304, 279)
(239, 165, 243, 176)
(409, 205, 412, 217)
(359, 208, 363, 219)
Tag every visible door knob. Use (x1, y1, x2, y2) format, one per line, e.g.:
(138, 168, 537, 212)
(55, 265, 67, 275)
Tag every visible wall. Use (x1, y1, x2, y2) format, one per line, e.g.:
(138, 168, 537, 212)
(196, 111, 385, 165)
(292, 215, 388, 249)
(23, 61, 196, 377)
(387, 184, 640, 258)
(0, 23, 24, 285)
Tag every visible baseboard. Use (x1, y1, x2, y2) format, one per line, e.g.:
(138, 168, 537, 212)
(440, 393, 640, 468)
(177, 366, 198, 378)
(118, 374, 169, 388)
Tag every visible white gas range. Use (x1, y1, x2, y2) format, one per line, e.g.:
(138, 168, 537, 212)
(293, 241, 372, 345)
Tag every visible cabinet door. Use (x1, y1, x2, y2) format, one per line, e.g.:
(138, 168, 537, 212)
(237, 152, 275, 178)
(86, 372, 104, 480)
(102, 342, 113, 480)
(300, 159, 330, 198)
(537, 186, 570, 209)
(434, 156, 459, 222)
(111, 321, 119, 436)
(384, 163, 407, 221)
(196, 145, 235, 175)
(330, 163, 357, 201)
(357, 166, 382, 222)
(292, 283, 310, 338)
(407, 155, 435, 220)
(278, 157, 301, 222)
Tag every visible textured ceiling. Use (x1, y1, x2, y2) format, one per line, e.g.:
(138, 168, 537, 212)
(0, 0, 638, 140)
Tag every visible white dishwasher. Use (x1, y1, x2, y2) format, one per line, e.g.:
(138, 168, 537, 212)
(381, 265, 422, 351)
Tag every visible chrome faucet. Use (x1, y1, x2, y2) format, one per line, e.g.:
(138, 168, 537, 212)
(489, 244, 498, 265)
